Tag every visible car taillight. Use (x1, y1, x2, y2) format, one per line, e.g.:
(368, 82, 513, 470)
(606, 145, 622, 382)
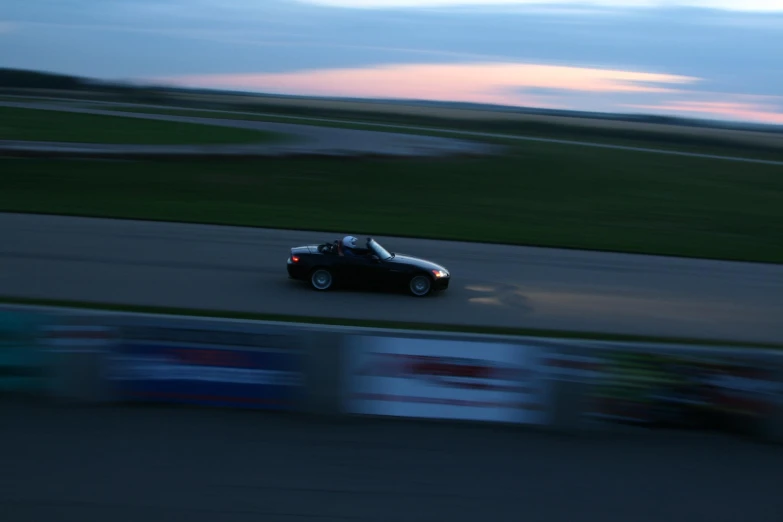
(292, 255, 300, 263)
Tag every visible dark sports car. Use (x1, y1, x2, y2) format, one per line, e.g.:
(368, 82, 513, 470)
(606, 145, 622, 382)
(286, 237, 450, 297)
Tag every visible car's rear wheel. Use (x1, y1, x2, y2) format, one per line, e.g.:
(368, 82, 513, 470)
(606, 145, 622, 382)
(310, 268, 334, 291)
(409, 274, 432, 297)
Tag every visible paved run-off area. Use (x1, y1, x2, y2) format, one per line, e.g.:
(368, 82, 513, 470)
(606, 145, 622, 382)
(1, 399, 782, 522)
(2, 213, 783, 344)
(0, 101, 502, 157)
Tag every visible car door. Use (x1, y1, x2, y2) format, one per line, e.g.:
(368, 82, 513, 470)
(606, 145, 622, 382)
(363, 255, 398, 289)
(336, 255, 372, 287)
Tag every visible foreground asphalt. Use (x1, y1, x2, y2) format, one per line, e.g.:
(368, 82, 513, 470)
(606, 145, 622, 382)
(1, 213, 783, 343)
(1, 399, 781, 522)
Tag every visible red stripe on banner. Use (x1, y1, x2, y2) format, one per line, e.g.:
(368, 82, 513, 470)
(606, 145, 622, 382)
(352, 393, 544, 410)
(713, 395, 772, 415)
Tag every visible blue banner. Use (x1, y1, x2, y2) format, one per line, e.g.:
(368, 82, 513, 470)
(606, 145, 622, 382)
(109, 341, 303, 410)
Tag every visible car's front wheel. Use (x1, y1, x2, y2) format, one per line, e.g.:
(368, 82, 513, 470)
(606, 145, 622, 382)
(310, 268, 334, 291)
(409, 274, 432, 297)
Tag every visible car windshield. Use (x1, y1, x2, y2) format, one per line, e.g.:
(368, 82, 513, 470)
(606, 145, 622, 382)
(369, 239, 392, 260)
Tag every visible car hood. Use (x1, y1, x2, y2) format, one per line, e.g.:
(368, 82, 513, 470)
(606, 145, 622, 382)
(386, 254, 449, 273)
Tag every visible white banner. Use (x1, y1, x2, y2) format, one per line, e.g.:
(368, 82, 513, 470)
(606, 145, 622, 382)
(343, 336, 551, 424)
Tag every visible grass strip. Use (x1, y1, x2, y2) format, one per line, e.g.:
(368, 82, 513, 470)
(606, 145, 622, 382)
(2, 146, 782, 264)
(0, 106, 285, 145)
(2, 296, 780, 350)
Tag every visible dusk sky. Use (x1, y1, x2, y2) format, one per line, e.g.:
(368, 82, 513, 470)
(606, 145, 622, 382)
(2, 0, 783, 123)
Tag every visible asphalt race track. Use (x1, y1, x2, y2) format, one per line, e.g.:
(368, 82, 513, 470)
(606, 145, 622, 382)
(2, 399, 782, 522)
(0, 101, 501, 158)
(2, 212, 783, 343)
(3, 97, 783, 166)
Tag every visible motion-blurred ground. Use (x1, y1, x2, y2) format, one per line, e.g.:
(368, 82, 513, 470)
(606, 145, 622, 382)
(1, 398, 781, 522)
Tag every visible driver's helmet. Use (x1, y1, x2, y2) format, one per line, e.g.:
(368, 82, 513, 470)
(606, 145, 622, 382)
(342, 236, 358, 249)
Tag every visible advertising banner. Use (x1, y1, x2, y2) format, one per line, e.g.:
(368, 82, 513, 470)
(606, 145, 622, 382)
(343, 335, 551, 424)
(0, 310, 50, 395)
(550, 346, 782, 430)
(43, 325, 118, 403)
(108, 323, 303, 410)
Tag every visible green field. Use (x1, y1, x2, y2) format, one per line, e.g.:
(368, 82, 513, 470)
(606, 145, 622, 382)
(97, 104, 783, 162)
(0, 106, 284, 145)
(3, 140, 782, 264)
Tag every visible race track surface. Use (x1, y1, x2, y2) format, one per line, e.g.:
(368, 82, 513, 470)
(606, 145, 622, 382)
(2, 213, 783, 343)
(1, 399, 782, 522)
(4, 97, 783, 166)
(0, 101, 500, 157)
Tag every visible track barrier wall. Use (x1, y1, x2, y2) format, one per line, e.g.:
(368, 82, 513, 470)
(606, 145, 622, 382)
(0, 309, 54, 396)
(2, 304, 782, 443)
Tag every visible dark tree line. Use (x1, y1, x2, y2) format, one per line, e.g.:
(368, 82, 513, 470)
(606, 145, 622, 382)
(0, 68, 177, 103)
(0, 68, 89, 90)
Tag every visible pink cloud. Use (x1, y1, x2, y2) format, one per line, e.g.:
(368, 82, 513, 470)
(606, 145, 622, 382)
(628, 100, 783, 125)
(156, 62, 698, 108)
(155, 62, 783, 124)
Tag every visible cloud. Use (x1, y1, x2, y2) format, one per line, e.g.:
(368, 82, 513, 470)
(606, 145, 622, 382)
(156, 61, 699, 106)
(155, 60, 783, 124)
(294, 0, 783, 12)
(627, 100, 783, 124)
(2, 0, 781, 124)
(0, 21, 17, 34)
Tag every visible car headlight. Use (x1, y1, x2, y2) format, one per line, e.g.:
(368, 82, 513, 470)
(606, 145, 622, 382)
(432, 269, 449, 278)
